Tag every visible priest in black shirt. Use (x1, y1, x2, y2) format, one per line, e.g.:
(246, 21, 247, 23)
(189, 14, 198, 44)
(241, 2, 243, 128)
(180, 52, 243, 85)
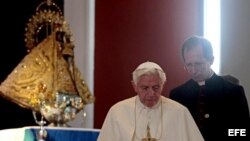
(169, 36, 249, 141)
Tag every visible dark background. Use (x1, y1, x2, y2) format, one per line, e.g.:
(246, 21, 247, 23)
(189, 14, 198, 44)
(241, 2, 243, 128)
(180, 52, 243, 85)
(0, 0, 63, 130)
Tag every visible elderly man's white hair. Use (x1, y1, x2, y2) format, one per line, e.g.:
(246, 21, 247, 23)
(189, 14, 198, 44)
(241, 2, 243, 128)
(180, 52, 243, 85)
(132, 61, 166, 85)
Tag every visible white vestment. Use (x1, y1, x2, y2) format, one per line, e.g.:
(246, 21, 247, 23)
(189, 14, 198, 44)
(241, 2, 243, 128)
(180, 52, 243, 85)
(97, 96, 204, 141)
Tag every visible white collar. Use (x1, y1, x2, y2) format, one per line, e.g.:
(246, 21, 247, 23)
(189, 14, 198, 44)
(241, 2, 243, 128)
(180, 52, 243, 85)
(136, 96, 161, 110)
(197, 71, 214, 86)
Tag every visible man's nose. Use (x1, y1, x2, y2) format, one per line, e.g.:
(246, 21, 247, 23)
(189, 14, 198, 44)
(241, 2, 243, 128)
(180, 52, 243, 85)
(186, 65, 199, 74)
(190, 66, 198, 74)
(147, 88, 155, 96)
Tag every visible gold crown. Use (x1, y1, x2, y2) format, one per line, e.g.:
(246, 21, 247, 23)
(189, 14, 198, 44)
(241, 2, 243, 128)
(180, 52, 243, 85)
(24, 0, 72, 52)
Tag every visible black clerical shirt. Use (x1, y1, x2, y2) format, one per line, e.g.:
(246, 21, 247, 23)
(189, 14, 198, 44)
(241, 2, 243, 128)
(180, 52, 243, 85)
(169, 74, 250, 141)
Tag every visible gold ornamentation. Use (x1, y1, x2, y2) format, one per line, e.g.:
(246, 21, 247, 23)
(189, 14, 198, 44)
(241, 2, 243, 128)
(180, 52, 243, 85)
(142, 125, 157, 141)
(0, 33, 94, 111)
(24, 0, 70, 51)
(0, 0, 94, 126)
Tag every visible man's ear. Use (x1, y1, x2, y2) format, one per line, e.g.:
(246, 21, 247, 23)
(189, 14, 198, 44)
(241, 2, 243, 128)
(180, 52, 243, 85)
(131, 81, 137, 93)
(209, 56, 214, 65)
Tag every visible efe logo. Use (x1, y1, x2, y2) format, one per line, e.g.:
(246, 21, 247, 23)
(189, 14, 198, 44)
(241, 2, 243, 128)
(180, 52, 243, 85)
(228, 129, 246, 136)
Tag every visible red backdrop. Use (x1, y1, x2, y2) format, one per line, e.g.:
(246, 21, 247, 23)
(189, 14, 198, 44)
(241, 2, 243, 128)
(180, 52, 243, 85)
(94, 0, 203, 128)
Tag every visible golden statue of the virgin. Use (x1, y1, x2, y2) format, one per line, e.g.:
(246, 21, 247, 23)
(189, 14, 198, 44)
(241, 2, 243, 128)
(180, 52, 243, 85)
(0, 0, 94, 126)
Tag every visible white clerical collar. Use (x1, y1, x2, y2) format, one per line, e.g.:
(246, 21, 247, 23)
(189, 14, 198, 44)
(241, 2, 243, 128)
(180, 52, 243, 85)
(198, 81, 205, 86)
(136, 96, 161, 110)
(197, 71, 214, 86)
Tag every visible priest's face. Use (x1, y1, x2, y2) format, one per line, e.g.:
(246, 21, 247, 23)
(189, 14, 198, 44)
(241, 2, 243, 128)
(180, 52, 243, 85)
(183, 45, 213, 82)
(133, 73, 163, 108)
